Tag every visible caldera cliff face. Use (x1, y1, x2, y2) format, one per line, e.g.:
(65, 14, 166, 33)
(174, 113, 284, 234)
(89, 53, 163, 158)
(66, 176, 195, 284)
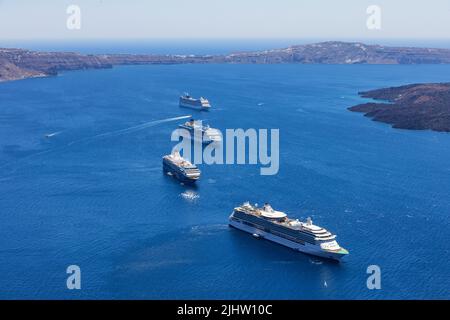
(3, 41, 450, 82)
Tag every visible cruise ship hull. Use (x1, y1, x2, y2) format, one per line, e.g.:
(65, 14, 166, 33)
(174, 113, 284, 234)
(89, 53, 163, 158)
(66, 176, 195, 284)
(229, 219, 346, 261)
(179, 101, 210, 111)
(163, 161, 199, 184)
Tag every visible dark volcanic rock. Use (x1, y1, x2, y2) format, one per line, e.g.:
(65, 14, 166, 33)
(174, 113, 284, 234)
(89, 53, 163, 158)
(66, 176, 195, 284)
(349, 83, 450, 132)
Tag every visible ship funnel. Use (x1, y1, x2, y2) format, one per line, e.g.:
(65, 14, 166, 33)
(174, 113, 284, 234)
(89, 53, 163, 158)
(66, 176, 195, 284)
(306, 217, 313, 226)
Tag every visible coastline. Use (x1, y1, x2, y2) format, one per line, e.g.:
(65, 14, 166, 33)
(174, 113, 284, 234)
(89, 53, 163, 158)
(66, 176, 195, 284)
(3, 41, 450, 83)
(349, 83, 450, 132)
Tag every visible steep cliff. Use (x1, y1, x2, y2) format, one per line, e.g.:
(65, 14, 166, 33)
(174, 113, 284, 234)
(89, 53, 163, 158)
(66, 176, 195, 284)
(2, 41, 450, 82)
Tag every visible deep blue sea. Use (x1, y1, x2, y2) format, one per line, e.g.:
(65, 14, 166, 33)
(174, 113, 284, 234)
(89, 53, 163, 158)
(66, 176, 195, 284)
(0, 46, 450, 299)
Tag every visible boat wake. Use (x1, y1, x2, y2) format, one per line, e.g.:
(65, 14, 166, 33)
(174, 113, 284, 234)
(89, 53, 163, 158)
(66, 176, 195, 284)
(309, 258, 323, 265)
(0, 115, 192, 173)
(189, 224, 229, 236)
(45, 131, 62, 138)
(69, 114, 192, 146)
(180, 190, 200, 201)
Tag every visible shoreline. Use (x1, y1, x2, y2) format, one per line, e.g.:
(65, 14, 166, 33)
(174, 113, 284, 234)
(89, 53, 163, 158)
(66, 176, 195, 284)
(3, 41, 450, 83)
(348, 83, 450, 133)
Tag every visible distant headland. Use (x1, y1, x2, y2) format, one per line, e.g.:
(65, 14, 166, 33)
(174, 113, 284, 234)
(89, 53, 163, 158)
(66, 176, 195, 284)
(349, 83, 450, 132)
(2, 41, 450, 82)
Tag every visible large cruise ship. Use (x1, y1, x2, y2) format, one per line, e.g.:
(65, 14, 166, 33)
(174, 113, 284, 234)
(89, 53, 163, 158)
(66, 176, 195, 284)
(178, 119, 222, 144)
(162, 151, 201, 183)
(229, 202, 349, 261)
(179, 93, 211, 110)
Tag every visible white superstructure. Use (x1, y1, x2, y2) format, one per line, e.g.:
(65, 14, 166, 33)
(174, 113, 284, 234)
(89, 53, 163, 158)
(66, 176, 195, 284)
(162, 150, 201, 183)
(178, 119, 222, 144)
(229, 202, 349, 261)
(179, 93, 211, 110)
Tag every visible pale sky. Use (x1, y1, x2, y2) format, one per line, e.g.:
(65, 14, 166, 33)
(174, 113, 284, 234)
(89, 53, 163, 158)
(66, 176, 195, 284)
(0, 0, 449, 40)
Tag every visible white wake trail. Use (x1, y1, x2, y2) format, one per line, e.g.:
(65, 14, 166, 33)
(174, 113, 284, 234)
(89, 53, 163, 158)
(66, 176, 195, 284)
(69, 114, 192, 145)
(45, 131, 63, 138)
(0, 115, 192, 172)
(96, 115, 192, 138)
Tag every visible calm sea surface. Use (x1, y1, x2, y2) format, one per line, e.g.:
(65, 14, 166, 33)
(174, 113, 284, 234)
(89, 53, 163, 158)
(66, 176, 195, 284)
(0, 55, 449, 299)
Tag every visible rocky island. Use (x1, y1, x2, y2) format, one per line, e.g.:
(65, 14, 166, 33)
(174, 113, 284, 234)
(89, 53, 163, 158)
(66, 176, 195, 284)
(3, 41, 450, 82)
(349, 83, 450, 132)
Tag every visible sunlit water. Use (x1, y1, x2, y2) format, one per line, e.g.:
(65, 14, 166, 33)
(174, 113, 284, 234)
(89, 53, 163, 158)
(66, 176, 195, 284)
(0, 62, 449, 299)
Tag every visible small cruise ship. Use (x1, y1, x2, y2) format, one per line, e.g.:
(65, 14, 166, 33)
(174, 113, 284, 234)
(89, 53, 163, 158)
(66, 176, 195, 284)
(163, 151, 201, 183)
(179, 93, 211, 110)
(178, 119, 222, 144)
(229, 202, 349, 261)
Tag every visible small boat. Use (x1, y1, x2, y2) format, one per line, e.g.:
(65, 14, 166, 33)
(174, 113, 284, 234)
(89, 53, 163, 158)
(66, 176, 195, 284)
(45, 132, 60, 138)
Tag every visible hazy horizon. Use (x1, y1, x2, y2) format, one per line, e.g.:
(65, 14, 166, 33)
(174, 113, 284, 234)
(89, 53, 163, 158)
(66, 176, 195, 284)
(2, 38, 450, 56)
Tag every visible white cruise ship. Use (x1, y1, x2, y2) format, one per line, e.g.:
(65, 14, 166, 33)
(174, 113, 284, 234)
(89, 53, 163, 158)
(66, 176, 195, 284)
(162, 151, 201, 184)
(229, 202, 349, 261)
(179, 93, 211, 110)
(178, 119, 222, 144)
